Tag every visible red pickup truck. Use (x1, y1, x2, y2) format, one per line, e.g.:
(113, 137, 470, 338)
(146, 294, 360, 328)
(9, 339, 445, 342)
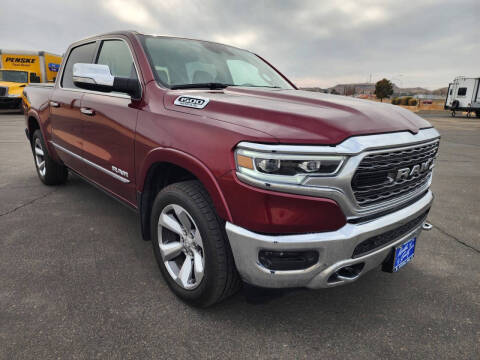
(23, 31, 439, 306)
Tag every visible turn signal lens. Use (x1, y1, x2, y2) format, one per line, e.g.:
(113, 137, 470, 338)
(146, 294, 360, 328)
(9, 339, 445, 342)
(236, 154, 254, 170)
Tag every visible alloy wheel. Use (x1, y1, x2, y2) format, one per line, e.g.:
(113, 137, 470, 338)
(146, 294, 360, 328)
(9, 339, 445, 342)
(157, 204, 205, 290)
(34, 138, 46, 177)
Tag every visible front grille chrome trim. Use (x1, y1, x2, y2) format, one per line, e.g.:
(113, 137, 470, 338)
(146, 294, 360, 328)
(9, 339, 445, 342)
(236, 128, 440, 155)
(352, 140, 439, 206)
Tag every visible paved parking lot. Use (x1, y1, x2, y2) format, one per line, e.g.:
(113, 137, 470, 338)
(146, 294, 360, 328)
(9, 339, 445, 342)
(0, 112, 479, 359)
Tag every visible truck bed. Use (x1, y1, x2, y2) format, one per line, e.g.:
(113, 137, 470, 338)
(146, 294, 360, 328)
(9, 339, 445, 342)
(23, 83, 54, 113)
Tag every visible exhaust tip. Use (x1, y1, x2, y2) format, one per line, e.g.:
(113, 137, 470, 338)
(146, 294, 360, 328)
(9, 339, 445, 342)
(328, 263, 365, 284)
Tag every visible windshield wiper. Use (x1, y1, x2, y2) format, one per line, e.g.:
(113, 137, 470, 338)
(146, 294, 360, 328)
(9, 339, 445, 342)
(170, 83, 233, 90)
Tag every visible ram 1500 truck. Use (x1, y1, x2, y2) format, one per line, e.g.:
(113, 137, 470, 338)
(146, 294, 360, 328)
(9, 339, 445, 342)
(23, 31, 440, 307)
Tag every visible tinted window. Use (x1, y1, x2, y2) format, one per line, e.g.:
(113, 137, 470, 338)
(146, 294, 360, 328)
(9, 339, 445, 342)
(61, 42, 96, 88)
(0, 70, 28, 83)
(96, 40, 137, 79)
(457, 87, 467, 96)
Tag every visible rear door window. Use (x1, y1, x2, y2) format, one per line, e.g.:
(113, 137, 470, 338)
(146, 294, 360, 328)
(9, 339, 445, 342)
(61, 42, 96, 89)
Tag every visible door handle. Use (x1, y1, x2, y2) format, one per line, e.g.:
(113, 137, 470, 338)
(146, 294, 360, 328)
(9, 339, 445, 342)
(50, 101, 60, 108)
(80, 107, 95, 116)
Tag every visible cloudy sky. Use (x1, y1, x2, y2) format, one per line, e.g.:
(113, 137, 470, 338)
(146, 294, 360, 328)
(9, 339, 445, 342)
(1, 0, 478, 89)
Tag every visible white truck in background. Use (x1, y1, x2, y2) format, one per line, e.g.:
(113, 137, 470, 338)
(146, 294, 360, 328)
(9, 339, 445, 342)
(445, 76, 480, 118)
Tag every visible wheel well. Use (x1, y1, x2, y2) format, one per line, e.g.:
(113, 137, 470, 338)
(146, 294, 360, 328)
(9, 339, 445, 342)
(139, 162, 197, 241)
(28, 116, 40, 143)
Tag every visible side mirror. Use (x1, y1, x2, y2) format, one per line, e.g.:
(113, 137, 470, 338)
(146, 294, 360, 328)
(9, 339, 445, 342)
(72, 63, 140, 99)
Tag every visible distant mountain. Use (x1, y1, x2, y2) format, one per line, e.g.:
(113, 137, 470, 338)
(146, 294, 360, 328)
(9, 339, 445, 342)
(431, 87, 448, 96)
(300, 83, 448, 97)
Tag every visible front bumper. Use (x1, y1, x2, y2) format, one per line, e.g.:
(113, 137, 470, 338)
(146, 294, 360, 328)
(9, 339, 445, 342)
(0, 96, 21, 109)
(226, 190, 433, 289)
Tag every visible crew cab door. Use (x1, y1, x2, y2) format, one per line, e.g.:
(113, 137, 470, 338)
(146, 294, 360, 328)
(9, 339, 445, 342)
(50, 41, 97, 173)
(79, 39, 140, 206)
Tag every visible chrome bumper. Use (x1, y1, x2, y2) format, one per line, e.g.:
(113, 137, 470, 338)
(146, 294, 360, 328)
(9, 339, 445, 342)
(226, 191, 433, 289)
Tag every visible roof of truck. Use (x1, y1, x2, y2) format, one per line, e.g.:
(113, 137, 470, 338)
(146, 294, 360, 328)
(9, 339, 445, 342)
(75, 30, 248, 51)
(0, 49, 62, 57)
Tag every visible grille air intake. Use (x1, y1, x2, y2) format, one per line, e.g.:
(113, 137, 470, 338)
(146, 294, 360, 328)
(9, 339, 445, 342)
(351, 141, 439, 207)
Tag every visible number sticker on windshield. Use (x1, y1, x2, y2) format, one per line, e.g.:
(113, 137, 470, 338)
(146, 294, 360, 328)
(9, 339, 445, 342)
(174, 95, 210, 109)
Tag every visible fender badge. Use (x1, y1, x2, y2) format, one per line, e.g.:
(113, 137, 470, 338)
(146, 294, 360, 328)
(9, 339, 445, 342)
(174, 95, 209, 109)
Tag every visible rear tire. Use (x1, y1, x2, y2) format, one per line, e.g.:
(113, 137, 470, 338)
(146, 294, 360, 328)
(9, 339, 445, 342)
(151, 180, 240, 307)
(32, 130, 68, 185)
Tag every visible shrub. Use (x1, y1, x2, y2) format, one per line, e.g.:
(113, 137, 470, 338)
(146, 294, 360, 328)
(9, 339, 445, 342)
(400, 96, 412, 105)
(391, 97, 399, 105)
(408, 98, 418, 106)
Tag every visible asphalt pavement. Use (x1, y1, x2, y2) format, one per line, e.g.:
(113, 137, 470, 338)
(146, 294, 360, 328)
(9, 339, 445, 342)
(0, 112, 479, 359)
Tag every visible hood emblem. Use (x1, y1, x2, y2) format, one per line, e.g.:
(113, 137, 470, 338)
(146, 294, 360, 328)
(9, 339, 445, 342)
(174, 95, 209, 109)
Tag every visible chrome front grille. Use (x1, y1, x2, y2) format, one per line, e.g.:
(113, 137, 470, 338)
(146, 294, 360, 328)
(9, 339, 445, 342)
(0, 87, 7, 97)
(351, 141, 439, 207)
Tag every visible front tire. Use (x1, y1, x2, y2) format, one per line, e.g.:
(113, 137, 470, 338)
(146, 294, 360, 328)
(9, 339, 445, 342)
(151, 180, 240, 307)
(32, 130, 68, 185)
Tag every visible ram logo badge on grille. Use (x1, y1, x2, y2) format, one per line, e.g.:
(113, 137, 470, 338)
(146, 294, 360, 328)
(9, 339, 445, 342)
(395, 158, 434, 182)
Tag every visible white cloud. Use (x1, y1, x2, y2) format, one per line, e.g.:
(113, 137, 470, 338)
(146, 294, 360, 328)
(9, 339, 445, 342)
(103, 0, 157, 28)
(213, 31, 258, 48)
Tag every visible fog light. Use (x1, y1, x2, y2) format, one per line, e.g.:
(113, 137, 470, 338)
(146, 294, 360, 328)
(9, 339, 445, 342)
(258, 250, 319, 271)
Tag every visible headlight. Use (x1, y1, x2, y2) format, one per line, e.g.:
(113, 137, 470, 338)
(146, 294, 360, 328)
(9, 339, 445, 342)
(235, 146, 345, 185)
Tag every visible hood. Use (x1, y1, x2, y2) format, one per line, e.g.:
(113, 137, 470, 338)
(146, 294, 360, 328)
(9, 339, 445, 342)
(0, 81, 25, 96)
(164, 87, 432, 145)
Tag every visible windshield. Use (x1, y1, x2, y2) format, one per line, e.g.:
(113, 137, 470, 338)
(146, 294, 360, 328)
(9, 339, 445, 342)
(0, 70, 28, 83)
(140, 36, 294, 90)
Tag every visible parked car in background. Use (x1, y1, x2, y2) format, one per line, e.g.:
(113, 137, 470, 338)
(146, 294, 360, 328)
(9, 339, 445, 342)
(0, 50, 62, 111)
(23, 31, 440, 306)
(445, 76, 480, 117)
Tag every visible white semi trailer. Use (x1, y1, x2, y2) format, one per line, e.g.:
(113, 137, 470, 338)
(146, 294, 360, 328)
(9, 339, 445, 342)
(445, 77, 480, 117)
